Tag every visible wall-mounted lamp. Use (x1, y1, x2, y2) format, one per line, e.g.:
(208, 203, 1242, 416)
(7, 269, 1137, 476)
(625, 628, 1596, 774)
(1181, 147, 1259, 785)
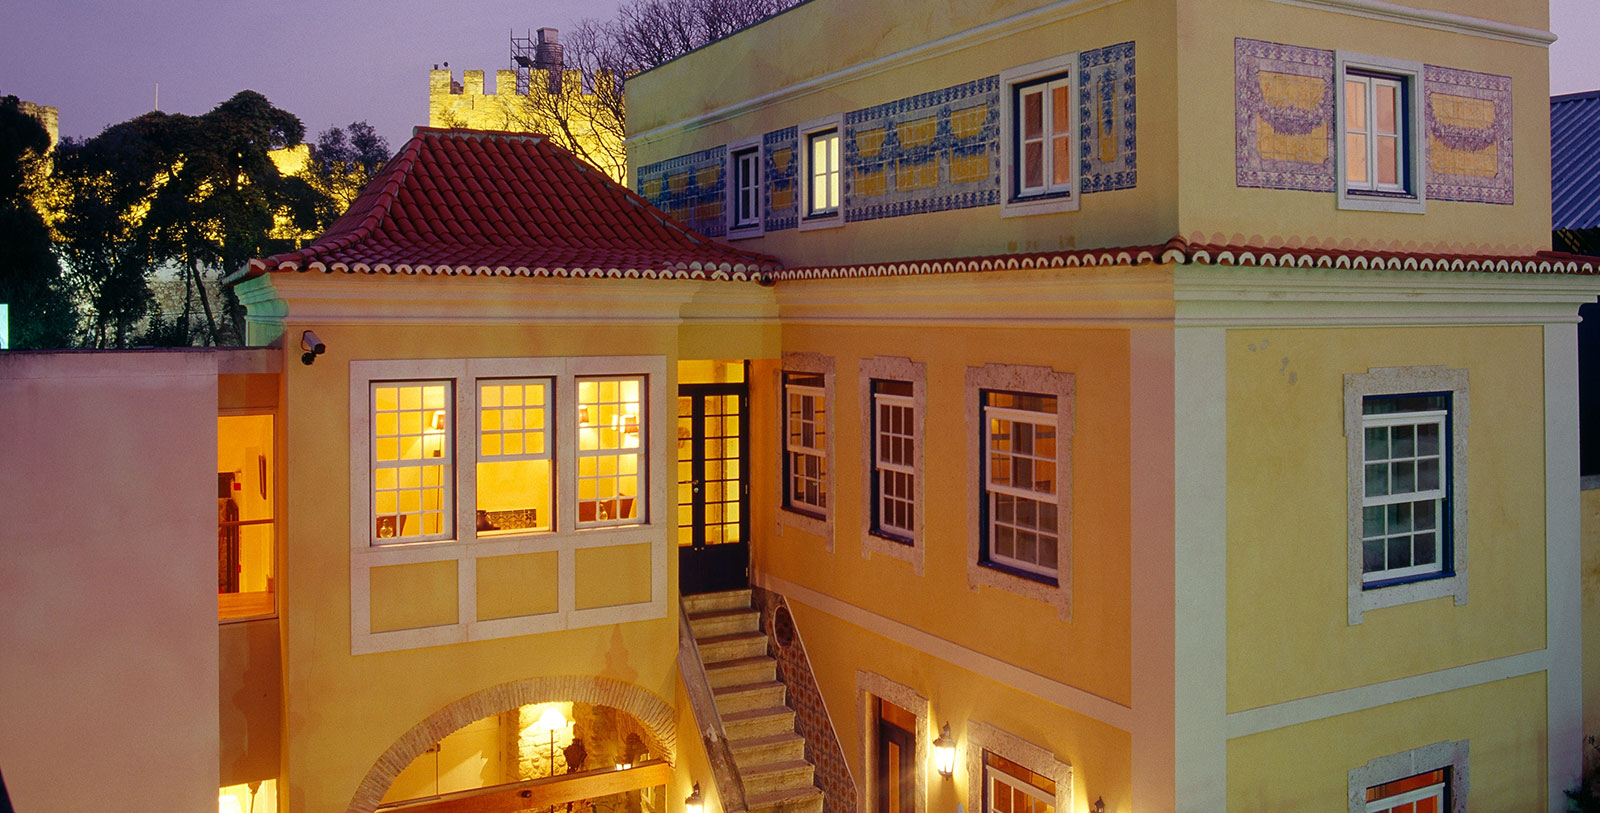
(933, 723, 957, 778)
(300, 330, 327, 366)
(1091, 797, 1105, 813)
(685, 782, 704, 813)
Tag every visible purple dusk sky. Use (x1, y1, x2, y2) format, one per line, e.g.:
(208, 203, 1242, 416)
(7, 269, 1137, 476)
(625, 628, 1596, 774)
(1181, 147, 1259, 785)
(1, 0, 1597, 151)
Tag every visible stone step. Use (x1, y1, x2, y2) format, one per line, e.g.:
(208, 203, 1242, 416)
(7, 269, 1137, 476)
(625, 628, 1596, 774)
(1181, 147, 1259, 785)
(704, 655, 777, 689)
(730, 731, 807, 766)
(722, 705, 798, 742)
(689, 608, 760, 638)
(713, 680, 787, 715)
(696, 630, 768, 663)
(744, 785, 824, 813)
(739, 758, 815, 798)
(683, 589, 753, 615)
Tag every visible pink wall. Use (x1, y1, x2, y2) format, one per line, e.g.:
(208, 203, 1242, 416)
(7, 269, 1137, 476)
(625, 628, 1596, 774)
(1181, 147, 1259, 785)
(0, 350, 220, 811)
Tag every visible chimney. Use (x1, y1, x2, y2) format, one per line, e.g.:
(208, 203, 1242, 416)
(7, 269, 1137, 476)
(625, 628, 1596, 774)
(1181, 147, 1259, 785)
(534, 28, 564, 71)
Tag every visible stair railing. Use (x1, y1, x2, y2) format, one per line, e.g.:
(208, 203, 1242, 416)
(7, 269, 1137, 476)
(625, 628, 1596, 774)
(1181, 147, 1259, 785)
(678, 600, 749, 813)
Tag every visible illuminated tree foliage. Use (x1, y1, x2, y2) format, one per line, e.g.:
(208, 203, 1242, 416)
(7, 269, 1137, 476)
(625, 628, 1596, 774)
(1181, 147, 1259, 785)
(50, 91, 335, 347)
(515, 0, 802, 181)
(0, 95, 75, 348)
(302, 120, 392, 213)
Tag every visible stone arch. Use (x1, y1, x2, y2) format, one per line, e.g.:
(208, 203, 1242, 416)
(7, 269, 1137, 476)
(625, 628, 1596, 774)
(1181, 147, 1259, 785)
(347, 675, 677, 813)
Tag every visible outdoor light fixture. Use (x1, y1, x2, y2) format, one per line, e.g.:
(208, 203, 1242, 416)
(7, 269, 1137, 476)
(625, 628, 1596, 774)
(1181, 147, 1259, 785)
(1091, 797, 1105, 813)
(685, 782, 704, 813)
(300, 330, 327, 366)
(933, 723, 956, 778)
(532, 706, 569, 776)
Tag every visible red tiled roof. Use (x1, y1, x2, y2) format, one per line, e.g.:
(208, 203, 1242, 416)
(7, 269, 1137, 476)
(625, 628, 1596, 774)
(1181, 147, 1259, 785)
(768, 237, 1600, 280)
(239, 128, 777, 282)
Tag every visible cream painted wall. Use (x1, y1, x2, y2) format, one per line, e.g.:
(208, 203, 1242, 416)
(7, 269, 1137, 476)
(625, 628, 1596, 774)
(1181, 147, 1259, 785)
(221, 618, 282, 787)
(1583, 487, 1600, 771)
(1225, 325, 1547, 711)
(1226, 672, 1547, 809)
(1176, 0, 1552, 254)
(629, 0, 1179, 267)
(0, 351, 220, 812)
(275, 317, 686, 811)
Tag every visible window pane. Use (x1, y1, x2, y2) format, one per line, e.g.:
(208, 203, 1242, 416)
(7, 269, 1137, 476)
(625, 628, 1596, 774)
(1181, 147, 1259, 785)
(1345, 80, 1367, 129)
(1347, 132, 1368, 183)
(1376, 83, 1398, 133)
(1023, 90, 1043, 139)
(1377, 136, 1399, 186)
(1051, 84, 1070, 134)
(1052, 135, 1071, 186)
(1024, 143, 1043, 188)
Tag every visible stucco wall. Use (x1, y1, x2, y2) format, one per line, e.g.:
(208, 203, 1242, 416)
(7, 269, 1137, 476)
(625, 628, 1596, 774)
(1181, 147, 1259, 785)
(0, 350, 220, 812)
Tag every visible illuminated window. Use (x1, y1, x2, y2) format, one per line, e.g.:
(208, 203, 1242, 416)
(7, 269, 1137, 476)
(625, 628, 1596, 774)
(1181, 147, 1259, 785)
(1365, 769, 1447, 813)
(372, 381, 452, 543)
(1014, 74, 1074, 198)
(476, 378, 552, 535)
(1336, 52, 1424, 213)
(577, 376, 645, 526)
(784, 372, 827, 516)
(218, 413, 275, 621)
(1348, 739, 1467, 813)
(984, 751, 1056, 813)
(871, 379, 916, 542)
(982, 391, 1059, 580)
(798, 116, 844, 231)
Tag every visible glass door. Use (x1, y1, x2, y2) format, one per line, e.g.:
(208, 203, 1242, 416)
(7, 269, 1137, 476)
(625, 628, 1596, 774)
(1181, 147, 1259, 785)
(677, 383, 749, 594)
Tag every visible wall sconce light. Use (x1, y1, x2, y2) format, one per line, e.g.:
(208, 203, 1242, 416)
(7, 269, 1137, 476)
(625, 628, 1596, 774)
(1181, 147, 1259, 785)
(933, 723, 957, 778)
(685, 782, 704, 813)
(1091, 797, 1105, 813)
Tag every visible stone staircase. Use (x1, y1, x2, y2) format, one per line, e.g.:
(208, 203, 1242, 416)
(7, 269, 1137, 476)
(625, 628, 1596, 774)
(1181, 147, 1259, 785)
(684, 589, 824, 813)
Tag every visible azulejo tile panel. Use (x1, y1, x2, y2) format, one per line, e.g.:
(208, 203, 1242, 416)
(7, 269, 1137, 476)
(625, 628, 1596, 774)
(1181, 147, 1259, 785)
(1234, 37, 1336, 192)
(843, 76, 1001, 223)
(1423, 65, 1512, 205)
(636, 145, 728, 237)
(1079, 41, 1137, 193)
(764, 126, 800, 232)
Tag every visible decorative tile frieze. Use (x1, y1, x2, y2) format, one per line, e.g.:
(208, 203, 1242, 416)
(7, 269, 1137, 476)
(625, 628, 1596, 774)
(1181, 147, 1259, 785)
(1079, 41, 1137, 193)
(636, 145, 728, 237)
(1234, 37, 1336, 192)
(843, 76, 1001, 223)
(1423, 65, 1513, 205)
(764, 126, 800, 231)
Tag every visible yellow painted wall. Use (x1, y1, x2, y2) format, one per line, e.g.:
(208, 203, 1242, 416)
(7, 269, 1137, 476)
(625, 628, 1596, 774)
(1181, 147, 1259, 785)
(1225, 325, 1546, 711)
(1227, 672, 1547, 808)
(1176, 0, 1551, 254)
(277, 318, 686, 811)
(628, 0, 1179, 267)
(1583, 487, 1600, 768)
(221, 618, 282, 787)
(371, 561, 459, 632)
(478, 553, 560, 620)
(785, 597, 1134, 812)
(749, 270, 1143, 707)
(576, 543, 656, 609)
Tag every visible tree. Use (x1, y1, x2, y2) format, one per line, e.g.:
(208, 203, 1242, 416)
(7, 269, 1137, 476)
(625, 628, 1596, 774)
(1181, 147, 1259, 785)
(512, 0, 801, 181)
(301, 120, 391, 212)
(0, 96, 76, 348)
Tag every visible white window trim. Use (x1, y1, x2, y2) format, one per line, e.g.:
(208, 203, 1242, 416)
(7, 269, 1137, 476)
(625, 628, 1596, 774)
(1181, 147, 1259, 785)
(856, 671, 929, 813)
(1344, 365, 1468, 625)
(1359, 407, 1447, 584)
(859, 356, 927, 574)
(725, 135, 765, 240)
(776, 352, 835, 548)
(964, 721, 1072, 813)
(1335, 51, 1426, 214)
(1347, 739, 1468, 813)
(797, 114, 845, 231)
(964, 363, 1075, 620)
(348, 355, 669, 655)
(999, 54, 1081, 218)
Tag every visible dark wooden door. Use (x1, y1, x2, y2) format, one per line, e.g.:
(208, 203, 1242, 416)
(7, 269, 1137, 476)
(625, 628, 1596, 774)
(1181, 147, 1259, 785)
(876, 708, 915, 813)
(677, 383, 749, 595)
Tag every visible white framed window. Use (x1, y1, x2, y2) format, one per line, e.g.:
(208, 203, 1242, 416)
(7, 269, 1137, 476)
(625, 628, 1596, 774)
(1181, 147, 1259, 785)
(476, 378, 552, 535)
(872, 379, 916, 542)
(1348, 739, 1467, 813)
(1336, 52, 1424, 213)
(983, 391, 1060, 580)
(726, 137, 763, 239)
(576, 375, 646, 527)
(1000, 54, 1080, 218)
(1360, 396, 1448, 585)
(1344, 366, 1469, 625)
(798, 115, 844, 230)
(985, 752, 1057, 813)
(784, 371, 828, 516)
(371, 380, 454, 543)
(963, 721, 1072, 813)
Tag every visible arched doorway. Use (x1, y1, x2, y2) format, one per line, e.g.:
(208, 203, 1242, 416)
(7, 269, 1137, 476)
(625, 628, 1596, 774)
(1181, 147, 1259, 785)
(348, 676, 676, 813)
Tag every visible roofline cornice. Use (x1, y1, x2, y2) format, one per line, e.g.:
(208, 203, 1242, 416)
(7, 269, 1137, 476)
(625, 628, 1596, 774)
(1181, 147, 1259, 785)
(1264, 0, 1556, 47)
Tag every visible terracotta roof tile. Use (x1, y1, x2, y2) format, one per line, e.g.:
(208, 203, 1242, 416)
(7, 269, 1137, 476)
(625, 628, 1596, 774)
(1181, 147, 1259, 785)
(240, 128, 777, 282)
